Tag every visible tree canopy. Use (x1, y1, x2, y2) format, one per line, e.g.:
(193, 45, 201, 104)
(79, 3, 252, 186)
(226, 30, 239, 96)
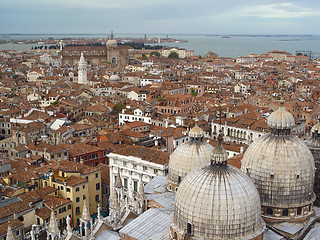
(111, 103, 124, 115)
(190, 88, 198, 97)
(168, 51, 179, 58)
(150, 51, 160, 57)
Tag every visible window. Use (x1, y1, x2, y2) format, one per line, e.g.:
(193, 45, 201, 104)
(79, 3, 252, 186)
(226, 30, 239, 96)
(96, 183, 100, 190)
(76, 197, 79, 203)
(266, 208, 273, 215)
(283, 209, 289, 216)
(15, 230, 20, 236)
(297, 207, 302, 215)
(124, 179, 128, 189)
(134, 181, 138, 192)
(143, 166, 147, 171)
(66, 188, 71, 192)
(83, 185, 85, 189)
(68, 204, 71, 210)
(187, 223, 192, 235)
(76, 187, 79, 192)
(58, 153, 61, 158)
(64, 152, 67, 156)
(95, 194, 100, 202)
(60, 186, 64, 190)
(83, 195, 86, 200)
(76, 207, 80, 215)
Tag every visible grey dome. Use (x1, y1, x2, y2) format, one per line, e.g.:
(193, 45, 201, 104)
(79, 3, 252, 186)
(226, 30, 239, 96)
(109, 74, 120, 82)
(107, 39, 117, 48)
(168, 140, 213, 187)
(241, 134, 315, 208)
(172, 165, 265, 239)
(267, 105, 295, 130)
(311, 121, 320, 134)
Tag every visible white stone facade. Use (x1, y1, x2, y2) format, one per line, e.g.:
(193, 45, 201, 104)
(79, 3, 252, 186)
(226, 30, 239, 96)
(119, 110, 152, 126)
(108, 152, 168, 199)
(211, 122, 265, 145)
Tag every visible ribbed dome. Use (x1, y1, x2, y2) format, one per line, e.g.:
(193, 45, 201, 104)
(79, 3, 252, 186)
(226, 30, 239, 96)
(188, 123, 205, 138)
(168, 140, 213, 187)
(172, 165, 265, 239)
(311, 121, 320, 134)
(267, 105, 295, 130)
(241, 134, 315, 208)
(306, 122, 320, 147)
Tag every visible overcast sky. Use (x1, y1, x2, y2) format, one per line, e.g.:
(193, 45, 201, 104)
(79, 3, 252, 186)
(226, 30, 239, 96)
(1, 0, 319, 35)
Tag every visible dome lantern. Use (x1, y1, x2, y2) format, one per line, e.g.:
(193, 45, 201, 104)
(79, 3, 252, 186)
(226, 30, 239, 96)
(188, 118, 205, 140)
(211, 132, 228, 167)
(267, 100, 295, 136)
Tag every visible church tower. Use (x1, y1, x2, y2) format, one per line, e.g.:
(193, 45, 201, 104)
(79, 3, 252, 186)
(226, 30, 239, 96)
(78, 52, 88, 85)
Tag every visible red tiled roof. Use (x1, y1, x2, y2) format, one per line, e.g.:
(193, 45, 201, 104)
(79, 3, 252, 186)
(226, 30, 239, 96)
(111, 145, 169, 165)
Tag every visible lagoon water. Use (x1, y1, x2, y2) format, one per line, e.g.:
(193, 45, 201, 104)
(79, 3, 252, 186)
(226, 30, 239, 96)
(1, 34, 320, 58)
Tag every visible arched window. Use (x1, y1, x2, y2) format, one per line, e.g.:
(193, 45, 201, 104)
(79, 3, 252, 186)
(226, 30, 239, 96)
(297, 207, 302, 215)
(266, 208, 273, 215)
(112, 57, 117, 64)
(187, 223, 192, 235)
(283, 209, 289, 216)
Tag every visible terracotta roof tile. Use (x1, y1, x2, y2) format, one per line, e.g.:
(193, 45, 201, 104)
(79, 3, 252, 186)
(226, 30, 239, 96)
(111, 145, 169, 165)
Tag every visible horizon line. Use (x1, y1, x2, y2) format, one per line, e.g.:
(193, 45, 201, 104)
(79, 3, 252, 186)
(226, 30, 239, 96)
(0, 33, 319, 36)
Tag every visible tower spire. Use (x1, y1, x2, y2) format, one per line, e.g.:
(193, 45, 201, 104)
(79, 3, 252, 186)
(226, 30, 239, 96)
(47, 210, 60, 239)
(6, 223, 14, 240)
(115, 168, 123, 189)
(81, 199, 91, 222)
